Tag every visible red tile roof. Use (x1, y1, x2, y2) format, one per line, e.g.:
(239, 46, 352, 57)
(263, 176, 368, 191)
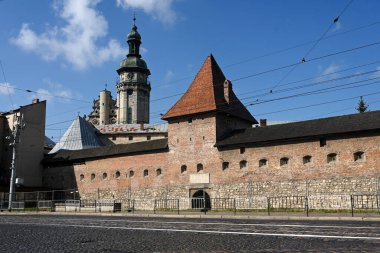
(162, 54, 257, 123)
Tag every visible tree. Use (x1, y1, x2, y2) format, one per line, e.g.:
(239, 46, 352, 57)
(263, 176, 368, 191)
(356, 96, 369, 113)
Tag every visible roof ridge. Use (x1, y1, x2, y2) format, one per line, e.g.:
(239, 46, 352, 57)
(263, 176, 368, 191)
(49, 116, 103, 154)
(161, 54, 256, 123)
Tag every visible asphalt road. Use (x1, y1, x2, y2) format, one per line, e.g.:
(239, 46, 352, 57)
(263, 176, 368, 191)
(0, 214, 380, 252)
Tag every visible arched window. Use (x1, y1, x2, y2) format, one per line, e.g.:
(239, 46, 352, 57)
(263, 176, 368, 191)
(80, 174, 84, 181)
(156, 168, 162, 176)
(197, 163, 203, 173)
(303, 155, 312, 164)
(181, 165, 187, 174)
(327, 153, 337, 163)
(115, 171, 121, 178)
(280, 157, 289, 166)
(259, 159, 268, 168)
(102, 173, 107, 180)
(129, 170, 134, 178)
(354, 151, 365, 161)
(222, 162, 229, 170)
(240, 160, 247, 169)
(91, 173, 95, 181)
(144, 169, 149, 177)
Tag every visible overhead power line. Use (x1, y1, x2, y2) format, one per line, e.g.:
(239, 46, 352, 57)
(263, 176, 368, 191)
(0, 60, 15, 109)
(265, 0, 354, 95)
(149, 41, 380, 105)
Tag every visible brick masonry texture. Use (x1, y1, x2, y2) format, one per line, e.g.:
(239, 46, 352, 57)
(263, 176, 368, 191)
(43, 118, 380, 200)
(42, 55, 380, 201)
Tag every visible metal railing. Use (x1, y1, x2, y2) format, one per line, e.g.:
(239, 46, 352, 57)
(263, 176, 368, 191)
(154, 199, 180, 214)
(1, 190, 379, 216)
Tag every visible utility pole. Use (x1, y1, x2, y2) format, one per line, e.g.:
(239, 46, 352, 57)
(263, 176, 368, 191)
(8, 115, 22, 211)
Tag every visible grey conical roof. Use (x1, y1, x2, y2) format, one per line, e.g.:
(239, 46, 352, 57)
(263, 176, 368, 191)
(49, 116, 103, 154)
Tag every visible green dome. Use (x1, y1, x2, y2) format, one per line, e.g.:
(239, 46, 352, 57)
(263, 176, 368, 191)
(117, 56, 150, 75)
(127, 26, 141, 40)
(120, 56, 147, 69)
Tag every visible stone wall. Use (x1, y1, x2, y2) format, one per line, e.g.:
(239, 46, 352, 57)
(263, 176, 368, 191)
(43, 115, 380, 203)
(76, 176, 378, 199)
(70, 176, 379, 210)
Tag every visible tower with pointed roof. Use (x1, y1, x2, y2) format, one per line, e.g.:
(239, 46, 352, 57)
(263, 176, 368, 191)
(162, 54, 257, 143)
(116, 16, 151, 124)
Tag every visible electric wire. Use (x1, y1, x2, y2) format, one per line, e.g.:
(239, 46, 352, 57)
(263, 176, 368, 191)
(0, 60, 15, 109)
(256, 0, 354, 96)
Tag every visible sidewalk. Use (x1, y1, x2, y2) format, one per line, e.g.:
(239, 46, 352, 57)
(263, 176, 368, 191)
(2, 210, 380, 221)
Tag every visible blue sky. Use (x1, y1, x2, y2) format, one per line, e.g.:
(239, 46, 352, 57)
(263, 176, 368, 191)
(1, 0, 380, 141)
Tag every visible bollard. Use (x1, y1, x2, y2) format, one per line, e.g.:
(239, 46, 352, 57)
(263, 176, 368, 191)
(351, 195, 354, 217)
(267, 197, 270, 216)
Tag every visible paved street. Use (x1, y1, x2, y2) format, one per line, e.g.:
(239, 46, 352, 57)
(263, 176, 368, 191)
(0, 214, 380, 252)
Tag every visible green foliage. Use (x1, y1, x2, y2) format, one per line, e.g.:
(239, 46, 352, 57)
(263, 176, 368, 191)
(356, 96, 369, 113)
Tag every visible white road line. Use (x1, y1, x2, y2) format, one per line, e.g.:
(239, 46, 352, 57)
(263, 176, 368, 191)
(19, 217, 380, 230)
(3, 222, 380, 241)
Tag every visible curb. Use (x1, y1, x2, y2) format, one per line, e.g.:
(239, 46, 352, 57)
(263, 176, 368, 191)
(1, 211, 380, 221)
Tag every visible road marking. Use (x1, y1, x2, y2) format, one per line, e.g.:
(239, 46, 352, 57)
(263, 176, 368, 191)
(4, 221, 380, 241)
(19, 217, 380, 230)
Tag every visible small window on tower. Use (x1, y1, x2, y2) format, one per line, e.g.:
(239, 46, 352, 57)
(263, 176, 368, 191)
(280, 157, 289, 166)
(197, 163, 204, 173)
(240, 160, 247, 169)
(259, 159, 268, 168)
(181, 165, 187, 174)
(354, 151, 364, 162)
(303, 155, 312, 164)
(327, 153, 337, 163)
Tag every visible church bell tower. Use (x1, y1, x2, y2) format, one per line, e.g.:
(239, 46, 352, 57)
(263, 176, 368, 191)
(116, 16, 151, 124)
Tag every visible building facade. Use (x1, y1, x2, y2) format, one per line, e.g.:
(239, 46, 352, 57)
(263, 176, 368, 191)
(1, 99, 46, 189)
(43, 55, 380, 201)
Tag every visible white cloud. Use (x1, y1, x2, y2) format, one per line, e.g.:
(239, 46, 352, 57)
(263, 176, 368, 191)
(116, 0, 177, 26)
(31, 88, 53, 102)
(331, 21, 342, 33)
(163, 70, 174, 82)
(30, 79, 78, 103)
(373, 66, 380, 79)
(10, 0, 126, 70)
(322, 63, 340, 76)
(316, 63, 341, 82)
(158, 70, 175, 89)
(140, 46, 148, 56)
(0, 82, 15, 95)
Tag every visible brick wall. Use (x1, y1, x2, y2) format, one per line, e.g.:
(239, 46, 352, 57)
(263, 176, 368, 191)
(43, 114, 380, 200)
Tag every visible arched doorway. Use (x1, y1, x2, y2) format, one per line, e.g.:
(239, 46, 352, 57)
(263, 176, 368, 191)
(191, 190, 211, 210)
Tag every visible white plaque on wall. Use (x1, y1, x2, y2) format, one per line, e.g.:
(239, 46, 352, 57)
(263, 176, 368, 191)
(190, 173, 210, 184)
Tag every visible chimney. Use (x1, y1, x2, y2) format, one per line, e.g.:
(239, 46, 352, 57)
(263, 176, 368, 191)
(140, 122, 144, 131)
(260, 119, 267, 127)
(224, 80, 232, 103)
(32, 98, 39, 104)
